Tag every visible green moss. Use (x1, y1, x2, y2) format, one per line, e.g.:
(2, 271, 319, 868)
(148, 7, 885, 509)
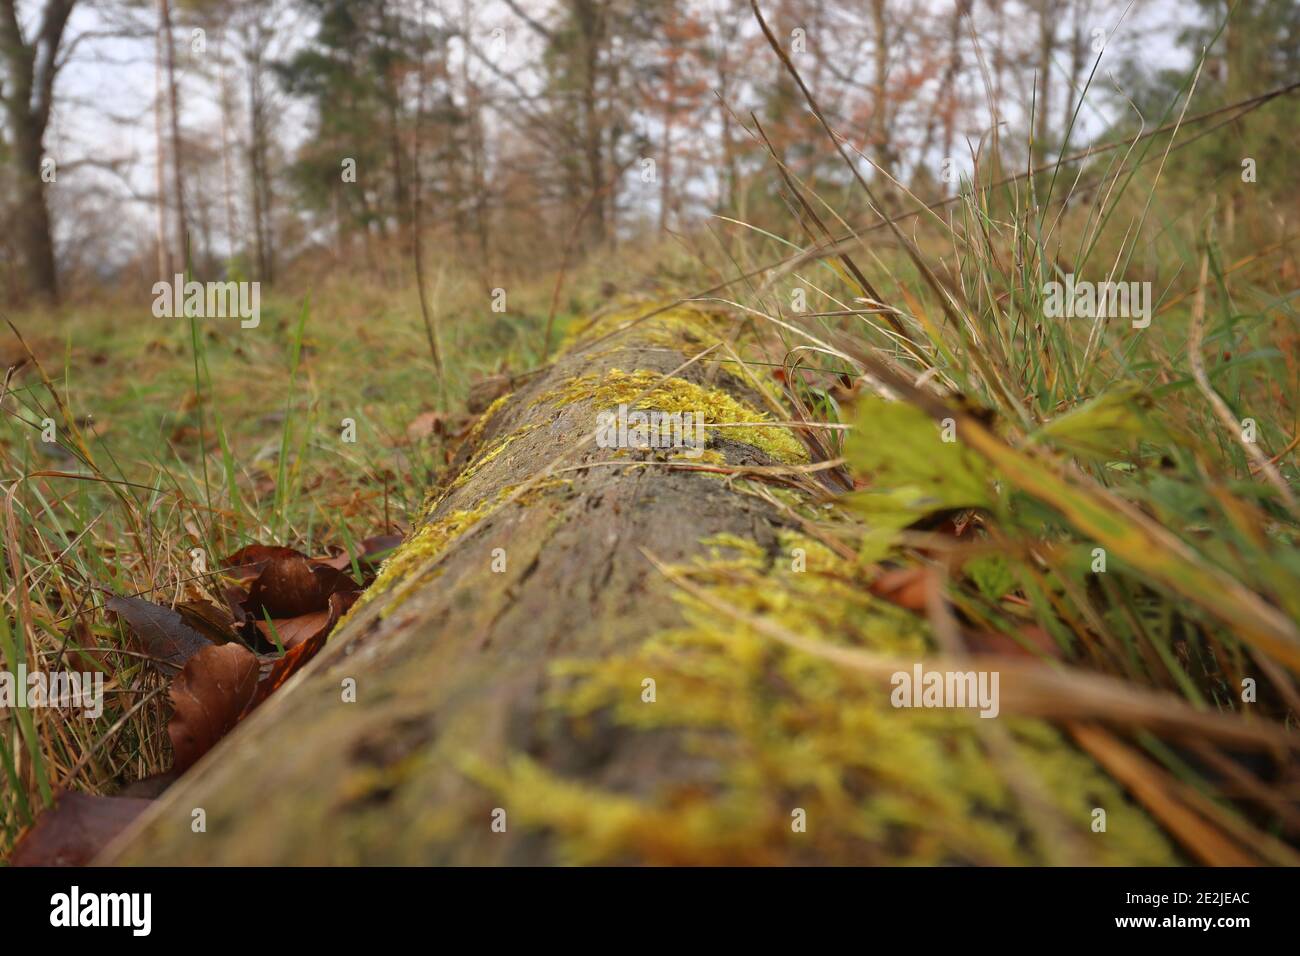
(669, 448, 727, 468)
(344, 476, 570, 622)
(534, 368, 808, 465)
(471, 531, 1178, 865)
(563, 302, 733, 351)
(345, 492, 505, 621)
(461, 391, 513, 452)
(446, 423, 540, 494)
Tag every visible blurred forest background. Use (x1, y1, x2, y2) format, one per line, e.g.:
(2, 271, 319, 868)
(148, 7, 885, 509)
(1, 0, 1295, 304)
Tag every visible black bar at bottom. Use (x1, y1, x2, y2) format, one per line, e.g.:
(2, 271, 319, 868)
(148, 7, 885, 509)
(0, 865, 1276, 942)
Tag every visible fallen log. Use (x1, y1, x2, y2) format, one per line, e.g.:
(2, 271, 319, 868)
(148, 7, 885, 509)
(103, 302, 1179, 865)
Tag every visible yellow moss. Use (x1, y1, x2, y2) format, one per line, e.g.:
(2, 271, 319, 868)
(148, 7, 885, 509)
(343, 475, 566, 625)
(534, 368, 808, 465)
(337, 753, 425, 807)
(563, 302, 733, 351)
(669, 448, 727, 468)
(446, 423, 540, 493)
(463, 753, 786, 865)
(470, 530, 1178, 865)
(345, 493, 504, 621)
(461, 391, 513, 452)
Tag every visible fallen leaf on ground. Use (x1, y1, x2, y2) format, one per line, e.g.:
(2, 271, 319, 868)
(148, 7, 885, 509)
(116, 772, 179, 798)
(406, 410, 448, 440)
(245, 592, 357, 714)
(221, 584, 251, 626)
(868, 566, 932, 612)
(168, 643, 261, 772)
(169, 592, 357, 769)
(143, 538, 376, 770)
(174, 599, 238, 644)
(106, 594, 213, 676)
(247, 553, 358, 618)
(315, 533, 403, 572)
(222, 543, 304, 583)
(8, 791, 152, 866)
(255, 608, 330, 650)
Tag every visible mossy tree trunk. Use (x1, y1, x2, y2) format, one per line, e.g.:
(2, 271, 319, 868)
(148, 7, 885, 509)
(104, 304, 1176, 865)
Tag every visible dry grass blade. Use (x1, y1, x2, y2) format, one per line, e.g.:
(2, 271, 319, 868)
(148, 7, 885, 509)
(1186, 245, 1297, 512)
(1068, 723, 1261, 866)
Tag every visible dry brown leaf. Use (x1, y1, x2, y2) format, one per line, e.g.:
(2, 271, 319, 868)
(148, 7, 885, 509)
(245, 592, 357, 713)
(255, 608, 330, 651)
(222, 543, 304, 583)
(9, 791, 152, 866)
(174, 599, 238, 645)
(247, 553, 358, 619)
(406, 410, 448, 441)
(168, 643, 261, 772)
(106, 594, 213, 676)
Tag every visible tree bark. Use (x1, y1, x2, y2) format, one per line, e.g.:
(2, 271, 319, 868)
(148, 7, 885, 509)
(241, 15, 274, 283)
(1032, 0, 1059, 167)
(153, 19, 171, 281)
(103, 307, 1177, 866)
(0, 0, 75, 301)
(158, 0, 188, 272)
(8, 117, 58, 299)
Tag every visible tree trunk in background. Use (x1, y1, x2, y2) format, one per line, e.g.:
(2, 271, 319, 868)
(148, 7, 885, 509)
(103, 306, 1177, 866)
(0, 0, 76, 302)
(574, 0, 607, 247)
(246, 47, 273, 283)
(658, 58, 673, 234)
(948, 3, 971, 158)
(1059, 0, 1087, 145)
(869, 0, 892, 182)
(711, 10, 739, 214)
(8, 119, 57, 299)
(1032, 0, 1058, 167)
(459, 1, 492, 272)
(217, 32, 238, 264)
(159, 0, 188, 272)
(153, 21, 171, 281)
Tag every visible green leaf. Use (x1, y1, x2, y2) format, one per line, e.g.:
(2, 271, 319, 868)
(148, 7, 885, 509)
(965, 555, 1016, 600)
(1032, 386, 1155, 460)
(844, 396, 992, 526)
